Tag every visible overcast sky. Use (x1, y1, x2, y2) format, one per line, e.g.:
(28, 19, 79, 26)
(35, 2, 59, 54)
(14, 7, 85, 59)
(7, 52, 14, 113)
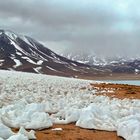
(0, 0, 140, 58)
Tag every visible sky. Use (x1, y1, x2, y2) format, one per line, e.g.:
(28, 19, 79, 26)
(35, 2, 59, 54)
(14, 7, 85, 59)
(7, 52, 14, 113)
(0, 0, 140, 58)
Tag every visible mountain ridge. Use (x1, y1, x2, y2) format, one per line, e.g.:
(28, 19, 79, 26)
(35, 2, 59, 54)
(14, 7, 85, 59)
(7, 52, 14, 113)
(0, 29, 139, 79)
(62, 53, 140, 74)
(0, 29, 107, 78)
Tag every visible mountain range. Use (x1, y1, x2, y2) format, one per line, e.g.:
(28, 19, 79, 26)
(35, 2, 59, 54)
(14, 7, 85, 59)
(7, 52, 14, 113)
(0, 29, 139, 79)
(0, 30, 109, 78)
(62, 53, 140, 74)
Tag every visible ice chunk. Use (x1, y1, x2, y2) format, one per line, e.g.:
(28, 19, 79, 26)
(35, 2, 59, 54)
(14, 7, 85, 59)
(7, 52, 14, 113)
(117, 115, 140, 140)
(7, 134, 28, 140)
(25, 112, 52, 130)
(18, 127, 36, 139)
(76, 104, 116, 131)
(51, 108, 80, 124)
(0, 123, 14, 139)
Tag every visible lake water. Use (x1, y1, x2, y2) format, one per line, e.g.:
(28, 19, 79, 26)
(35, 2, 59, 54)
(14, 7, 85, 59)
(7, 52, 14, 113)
(106, 80, 140, 86)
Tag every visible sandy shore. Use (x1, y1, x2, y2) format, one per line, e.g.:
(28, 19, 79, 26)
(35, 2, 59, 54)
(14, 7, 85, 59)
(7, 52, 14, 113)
(92, 83, 140, 99)
(35, 123, 123, 140)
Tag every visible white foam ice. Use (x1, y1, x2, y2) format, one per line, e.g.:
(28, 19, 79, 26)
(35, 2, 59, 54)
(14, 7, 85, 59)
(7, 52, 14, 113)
(0, 70, 140, 140)
(1, 102, 53, 130)
(7, 134, 28, 140)
(117, 115, 140, 140)
(0, 123, 14, 139)
(0, 122, 36, 140)
(18, 127, 36, 139)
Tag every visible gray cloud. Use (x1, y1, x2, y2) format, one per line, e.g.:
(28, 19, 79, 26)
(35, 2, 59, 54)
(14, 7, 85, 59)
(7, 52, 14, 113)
(0, 0, 140, 58)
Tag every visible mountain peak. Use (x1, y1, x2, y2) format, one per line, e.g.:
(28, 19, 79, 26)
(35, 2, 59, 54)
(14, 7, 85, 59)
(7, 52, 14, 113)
(0, 29, 15, 33)
(0, 29, 15, 34)
(0, 30, 96, 78)
(0, 29, 19, 41)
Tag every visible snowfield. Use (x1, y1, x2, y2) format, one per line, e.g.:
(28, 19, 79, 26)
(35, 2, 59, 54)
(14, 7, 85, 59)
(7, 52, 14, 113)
(0, 70, 140, 140)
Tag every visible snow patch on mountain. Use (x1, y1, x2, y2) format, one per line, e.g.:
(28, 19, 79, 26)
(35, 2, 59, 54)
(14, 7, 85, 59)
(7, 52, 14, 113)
(20, 36, 33, 47)
(0, 30, 93, 76)
(13, 59, 22, 68)
(5, 30, 18, 41)
(10, 40, 24, 53)
(33, 67, 42, 73)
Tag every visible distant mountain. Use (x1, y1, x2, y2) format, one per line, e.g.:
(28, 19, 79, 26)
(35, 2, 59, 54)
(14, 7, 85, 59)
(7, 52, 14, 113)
(61, 53, 108, 66)
(0, 30, 107, 78)
(62, 53, 140, 74)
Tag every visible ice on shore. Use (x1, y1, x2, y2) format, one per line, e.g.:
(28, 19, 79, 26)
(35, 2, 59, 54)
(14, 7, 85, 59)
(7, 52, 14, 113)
(0, 122, 36, 140)
(18, 127, 36, 139)
(7, 134, 28, 140)
(0, 123, 14, 139)
(117, 115, 140, 140)
(1, 102, 53, 130)
(0, 70, 140, 140)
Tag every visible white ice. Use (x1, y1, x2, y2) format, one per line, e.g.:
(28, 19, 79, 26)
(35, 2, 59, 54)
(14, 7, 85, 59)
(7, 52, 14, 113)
(7, 134, 28, 140)
(52, 128, 62, 131)
(0, 70, 140, 140)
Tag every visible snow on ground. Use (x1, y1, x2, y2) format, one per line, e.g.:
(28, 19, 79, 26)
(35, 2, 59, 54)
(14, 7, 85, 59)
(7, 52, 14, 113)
(51, 128, 62, 131)
(0, 70, 140, 140)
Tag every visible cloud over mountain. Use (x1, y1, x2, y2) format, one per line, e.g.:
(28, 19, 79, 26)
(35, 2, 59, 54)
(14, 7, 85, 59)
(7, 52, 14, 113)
(0, 0, 140, 57)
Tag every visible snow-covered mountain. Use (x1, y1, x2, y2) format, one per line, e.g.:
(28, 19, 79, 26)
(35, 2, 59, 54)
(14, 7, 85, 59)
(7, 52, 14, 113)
(61, 53, 109, 66)
(0, 29, 107, 77)
(0, 29, 139, 77)
(62, 53, 140, 74)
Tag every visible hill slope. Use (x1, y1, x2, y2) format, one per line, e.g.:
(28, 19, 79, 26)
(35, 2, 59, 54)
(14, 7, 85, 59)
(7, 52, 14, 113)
(0, 30, 105, 77)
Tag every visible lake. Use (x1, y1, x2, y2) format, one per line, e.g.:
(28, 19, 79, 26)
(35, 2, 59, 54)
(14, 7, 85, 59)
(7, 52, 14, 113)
(106, 80, 140, 86)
